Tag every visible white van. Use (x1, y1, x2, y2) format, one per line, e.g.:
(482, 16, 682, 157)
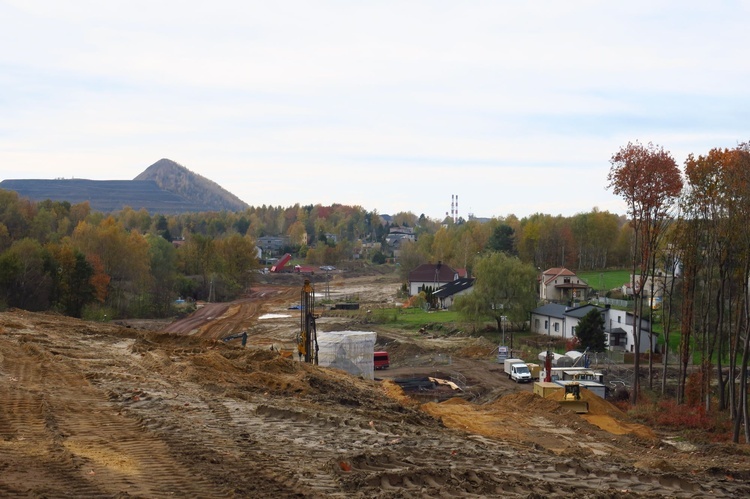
(508, 362, 532, 383)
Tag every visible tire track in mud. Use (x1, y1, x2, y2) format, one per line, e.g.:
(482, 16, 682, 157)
(1, 337, 233, 497)
(162, 286, 298, 341)
(333, 431, 739, 498)
(129, 388, 740, 499)
(0, 342, 110, 497)
(3, 310, 750, 498)
(85, 351, 750, 499)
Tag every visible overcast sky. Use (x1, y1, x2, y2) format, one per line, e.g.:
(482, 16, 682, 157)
(2, 1, 749, 220)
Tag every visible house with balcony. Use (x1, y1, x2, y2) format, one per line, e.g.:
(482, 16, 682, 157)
(539, 267, 589, 303)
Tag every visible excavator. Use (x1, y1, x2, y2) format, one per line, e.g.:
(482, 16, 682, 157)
(297, 279, 318, 364)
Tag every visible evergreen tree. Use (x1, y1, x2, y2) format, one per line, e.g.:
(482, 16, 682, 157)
(576, 309, 607, 352)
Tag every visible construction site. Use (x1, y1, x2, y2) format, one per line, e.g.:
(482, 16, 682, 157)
(2, 269, 750, 497)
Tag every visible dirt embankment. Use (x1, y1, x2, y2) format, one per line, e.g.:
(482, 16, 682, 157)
(2, 272, 750, 497)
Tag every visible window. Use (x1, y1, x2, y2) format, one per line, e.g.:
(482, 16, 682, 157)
(617, 316, 621, 323)
(554, 323, 559, 332)
(544, 320, 549, 330)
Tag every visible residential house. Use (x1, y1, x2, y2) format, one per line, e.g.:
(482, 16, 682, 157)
(539, 267, 589, 303)
(385, 226, 416, 259)
(433, 278, 475, 309)
(621, 272, 679, 308)
(530, 303, 567, 338)
(408, 262, 459, 296)
(256, 236, 289, 257)
(529, 303, 658, 353)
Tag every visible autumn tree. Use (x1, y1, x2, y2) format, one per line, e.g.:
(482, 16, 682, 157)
(0, 238, 51, 310)
(607, 141, 683, 404)
(178, 233, 217, 300)
(46, 242, 95, 317)
(453, 252, 538, 347)
(146, 235, 179, 316)
(207, 233, 255, 300)
(72, 217, 152, 316)
(396, 239, 425, 282)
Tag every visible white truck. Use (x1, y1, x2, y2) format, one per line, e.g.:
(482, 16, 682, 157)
(503, 358, 532, 383)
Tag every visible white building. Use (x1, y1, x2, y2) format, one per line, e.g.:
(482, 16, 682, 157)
(530, 303, 658, 354)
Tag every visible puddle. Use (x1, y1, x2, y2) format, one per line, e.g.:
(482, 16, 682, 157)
(259, 314, 292, 320)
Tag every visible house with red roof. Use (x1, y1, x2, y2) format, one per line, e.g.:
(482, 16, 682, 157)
(407, 262, 459, 296)
(539, 267, 589, 303)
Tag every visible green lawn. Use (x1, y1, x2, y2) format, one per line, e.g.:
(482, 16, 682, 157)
(369, 307, 463, 329)
(577, 269, 630, 292)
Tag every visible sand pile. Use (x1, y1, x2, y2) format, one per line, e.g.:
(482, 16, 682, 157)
(543, 387, 656, 439)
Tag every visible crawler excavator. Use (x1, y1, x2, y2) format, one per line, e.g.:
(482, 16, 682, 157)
(297, 279, 318, 364)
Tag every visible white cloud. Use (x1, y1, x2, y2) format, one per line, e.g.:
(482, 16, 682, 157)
(1, 1, 749, 219)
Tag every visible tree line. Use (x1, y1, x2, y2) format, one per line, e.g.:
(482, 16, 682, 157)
(607, 140, 750, 443)
(0, 190, 632, 320)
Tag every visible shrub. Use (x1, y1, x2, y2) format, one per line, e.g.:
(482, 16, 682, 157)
(565, 337, 581, 352)
(628, 397, 733, 442)
(81, 303, 117, 322)
(371, 251, 387, 264)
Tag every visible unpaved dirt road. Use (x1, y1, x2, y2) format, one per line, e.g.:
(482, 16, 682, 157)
(2, 270, 750, 497)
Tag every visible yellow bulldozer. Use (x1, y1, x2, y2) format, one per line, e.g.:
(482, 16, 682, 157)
(560, 382, 589, 414)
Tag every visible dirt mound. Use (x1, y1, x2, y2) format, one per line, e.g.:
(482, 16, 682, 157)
(543, 385, 623, 416)
(455, 337, 496, 358)
(493, 390, 565, 413)
(542, 386, 656, 439)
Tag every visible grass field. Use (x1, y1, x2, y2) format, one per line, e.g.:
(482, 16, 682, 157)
(368, 307, 463, 329)
(577, 269, 630, 292)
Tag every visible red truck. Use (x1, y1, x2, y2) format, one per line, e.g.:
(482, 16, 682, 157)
(374, 351, 390, 370)
(270, 253, 292, 272)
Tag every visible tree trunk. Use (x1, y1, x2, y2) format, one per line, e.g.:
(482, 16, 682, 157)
(661, 263, 676, 396)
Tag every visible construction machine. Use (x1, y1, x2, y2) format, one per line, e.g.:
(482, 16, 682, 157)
(560, 382, 589, 414)
(297, 279, 318, 364)
(222, 331, 248, 347)
(270, 253, 292, 272)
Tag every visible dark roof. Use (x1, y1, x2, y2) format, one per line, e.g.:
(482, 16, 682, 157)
(563, 304, 605, 319)
(434, 278, 475, 298)
(408, 263, 457, 283)
(532, 303, 567, 319)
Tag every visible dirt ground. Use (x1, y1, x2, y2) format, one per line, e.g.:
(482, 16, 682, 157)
(2, 269, 750, 497)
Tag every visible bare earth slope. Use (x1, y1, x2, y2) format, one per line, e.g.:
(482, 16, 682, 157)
(2, 273, 750, 497)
